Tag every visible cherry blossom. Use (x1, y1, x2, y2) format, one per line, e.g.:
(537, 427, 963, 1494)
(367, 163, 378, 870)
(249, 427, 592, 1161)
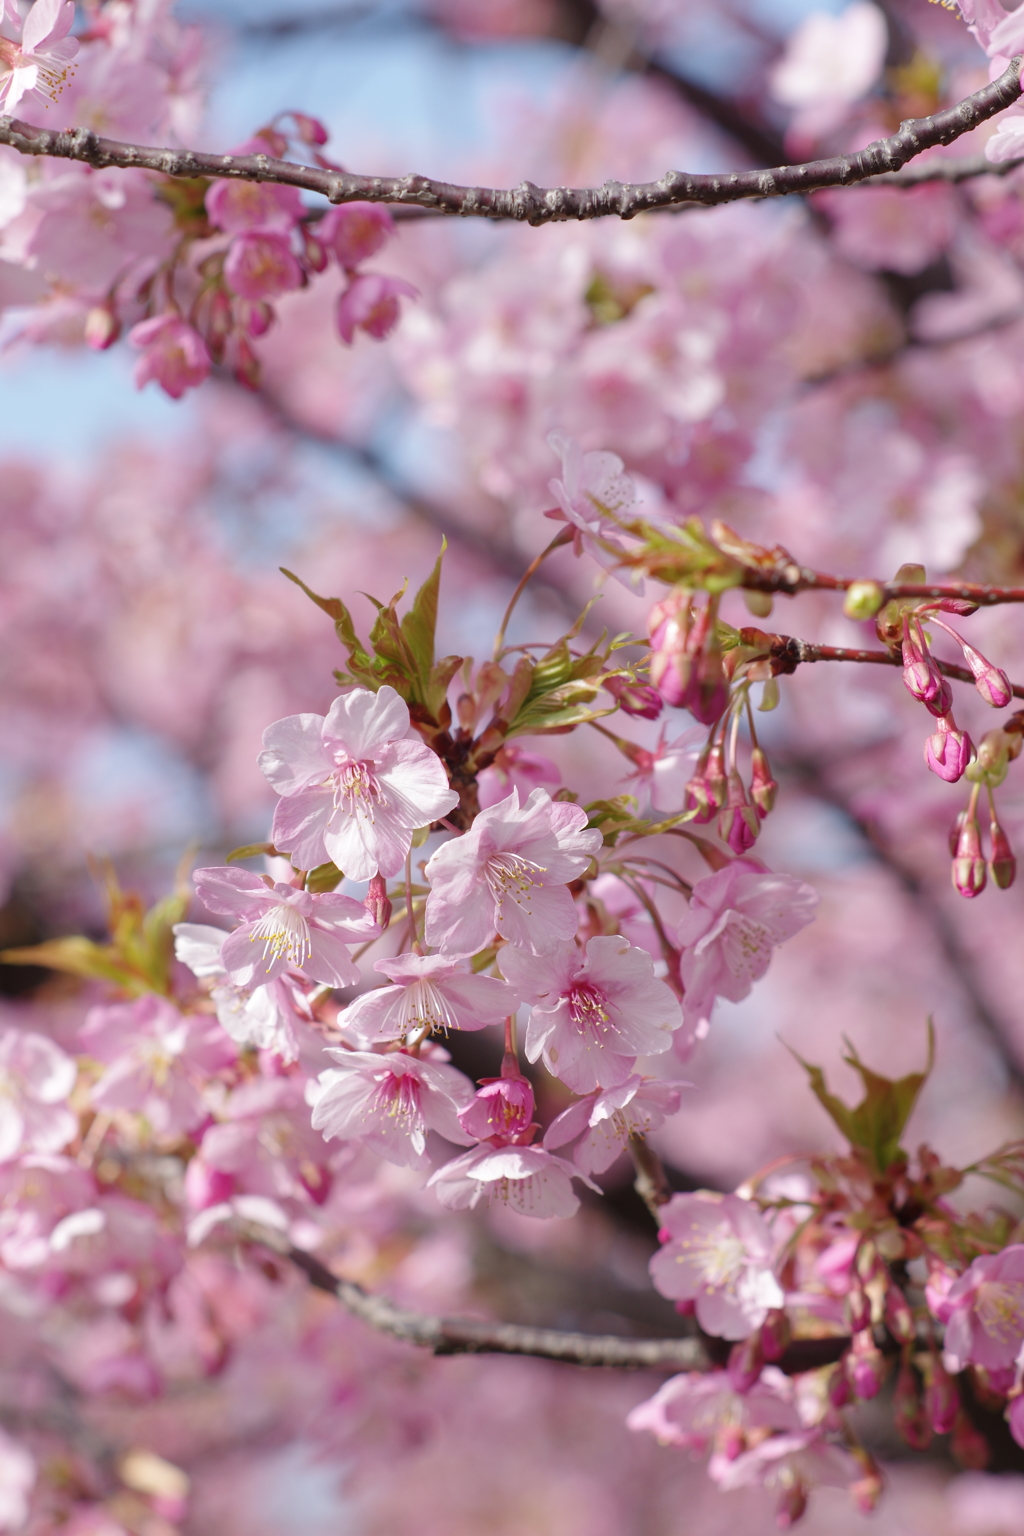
(457, 1073, 535, 1142)
(546, 429, 637, 569)
(259, 685, 459, 880)
(336, 274, 418, 344)
(319, 203, 395, 268)
(224, 231, 304, 302)
(476, 744, 560, 811)
(0, 1428, 35, 1531)
(769, 3, 886, 141)
(428, 1142, 596, 1218)
(0, 0, 78, 115)
(423, 787, 601, 955)
(941, 1245, 1024, 1372)
(336, 951, 517, 1045)
(308, 1048, 474, 1169)
(626, 1366, 801, 1452)
(0, 1026, 77, 1163)
(649, 1192, 784, 1339)
(500, 936, 682, 1092)
(708, 1430, 863, 1526)
(676, 859, 819, 1055)
(191, 865, 378, 989)
(129, 316, 211, 400)
(543, 1075, 686, 1174)
(173, 922, 312, 1062)
(80, 996, 235, 1138)
(205, 177, 304, 235)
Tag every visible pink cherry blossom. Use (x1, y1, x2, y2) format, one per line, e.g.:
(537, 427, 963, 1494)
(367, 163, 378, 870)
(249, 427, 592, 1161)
(0, 0, 77, 115)
(942, 1244, 1024, 1372)
(649, 1192, 784, 1339)
(500, 936, 682, 1093)
(708, 1429, 861, 1525)
(543, 1075, 686, 1174)
(80, 995, 235, 1138)
(173, 922, 311, 1062)
(0, 1026, 77, 1163)
(769, 3, 886, 141)
(129, 316, 211, 400)
(0, 1428, 35, 1531)
(188, 1075, 332, 1208)
(336, 273, 418, 343)
(191, 865, 377, 988)
(224, 230, 303, 301)
(205, 178, 304, 234)
(545, 429, 637, 580)
(626, 1366, 800, 1452)
(259, 685, 459, 881)
(457, 1074, 535, 1141)
(336, 951, 517, 1045)
(427, 1142, 596, 1218)
(423, 787, 601, 956)
(319, 203, 395, 268)
(676, 859, 819, 1054)
(0, 1155, 94, 1270)
(477, 744, 560, 811)
(308, 1048, 474, 1169)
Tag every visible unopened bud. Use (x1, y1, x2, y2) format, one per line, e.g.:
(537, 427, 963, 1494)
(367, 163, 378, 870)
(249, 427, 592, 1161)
(952, 812, 987, 898)
(234, 336, 261, 390)
(844, 580, 885, 621)
(990, 818, 1016, 889)
(363, 873, 392, 930)
(301, 226, 329, 273)
(924, 713, 972, 783)
(847, 1331, 884, 1400)
(951, 1408, 990, 1470)
(828, 1367, 852, 1408)
(758, 676, 780, 712)
(237, 299, 274, 338)
(774, 1482, 807, 1529)
(884, 1285, 915, 1344)
(604, 674, 663, 719)
(894, 1358, 931, 1451)
(845, 1283, 872, 1335)
(961, 639, 1012, 709)
(848, 1449, 883, 1514)
(718, 770, 760, 854)
(742, 589, 773, 619)
(726, 1335, 764, 1393)
(290, 111, 329, 146)
(902, 616, 952, 716)
(759, 1309, 790, 1362)
(965, 728, 1010, 787)
(749, 747, 778, 819)
(925, 1361, 959, 1436)
(85, 303, 120, 351)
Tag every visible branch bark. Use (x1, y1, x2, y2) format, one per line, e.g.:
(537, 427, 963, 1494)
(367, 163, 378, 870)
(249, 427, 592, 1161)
(0, 58, 1018, 222)
(752, 632, 1024, 700)
(249, 1225, 847, 1373)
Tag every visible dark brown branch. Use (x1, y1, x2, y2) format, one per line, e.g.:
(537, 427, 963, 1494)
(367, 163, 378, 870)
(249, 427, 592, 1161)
(0, 59, 1018, 223)
(869, 151, 1024, 187)
(765, 634, 1024, 700)
(248, 1226, 847, 1373)
(740, 563, 1024, 608)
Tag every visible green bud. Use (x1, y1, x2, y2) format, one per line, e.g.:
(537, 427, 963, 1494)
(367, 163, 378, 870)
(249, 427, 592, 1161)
(758, 677, 780, 712)
(844, 581, 885, 621)
(742, 589, 774, 619)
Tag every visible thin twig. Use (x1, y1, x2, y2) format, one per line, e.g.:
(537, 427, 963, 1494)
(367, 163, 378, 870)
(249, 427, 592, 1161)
(764, 634, 1024, 700)
(0, 59, 1018, 223)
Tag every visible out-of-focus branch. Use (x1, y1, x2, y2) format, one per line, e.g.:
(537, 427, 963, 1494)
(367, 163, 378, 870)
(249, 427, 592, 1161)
(629, 1133, 673, 1221)
(0, 59, 1018, 221)
(249, 1225, 847, 1372)
(870, 151, 1024, 187)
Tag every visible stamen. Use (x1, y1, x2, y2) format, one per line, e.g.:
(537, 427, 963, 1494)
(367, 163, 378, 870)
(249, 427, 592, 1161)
(249, 903, 312, 971)
(484, 852, 547, 910)
(329, 759, 385, 824)
(567, 980, 611, 1037)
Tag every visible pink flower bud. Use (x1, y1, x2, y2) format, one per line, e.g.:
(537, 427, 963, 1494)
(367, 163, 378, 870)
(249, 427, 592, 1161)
(726, 1335, 764, 1393)
(990, 818, 1016, 889)
(206, 287, 234, 356)
(224, 231, 304, 301)
(902, 616, 951, 716)
(849, 1454, 883, 1514)
(952, 813, 987, 898)
(847, 1331, 884, 1400)
(774, 1483, 807, 1529)
(648, 594, 728, 724)
(894, 1359, 930, 1450)
(960, 639, 1012, 708)
(759, 1309, 790, 1362)
(952, 1408, 990, 1470)
(336, 273, 418, 344)
(718, 771, 760, 854)
(845, 1284, 872, 1335)
(457, 1075, 535, 1142)
(364, 873, 392, 930)
(234, 335, 261, 391)
(924, 713, 972, 783)
(236, 299, 275, 338)
(884, 1285, 914, 1343)
(84, 303, 120, 351)
(925, 1362, 958, 1436)
(604, 675, 663, 719)
(924, 1264, 957, 1323)
(301, 227, 329, 273)
(320, 202, 395, 269)
(829, 1368, 852, 1408)
(290, 111, 329, 146)
(749, 747, 777, 818)
(129, 315, 211, 400)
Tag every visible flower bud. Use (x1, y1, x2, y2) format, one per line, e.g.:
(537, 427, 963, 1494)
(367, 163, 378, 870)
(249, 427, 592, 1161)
(236, 299, 274, 338)
(85, 303, 120, 351)
(290, 111, 329, 146)
(301, 225, 329, 273)
(884, 1285, 914, 1344)
(845, 1283, 872, 1335)
(749, 747, 778, 818)
(759, 1309, 791, 1362)
(648, 593, 728, 724)
(742, 589, 773, 619)
(966, 727, 1010, 787)
(363, 873, 392, 930)
(989, 818, 1016, 889)
(234, 335, 261, 391)
(844, 580, 885, 620)
(902, 616, 951, 716)
(758, 676, 780, 712)
(718, 771, 760, 854)
(774, 1482, 807, 1529)
(848, 1450, 883, 1514)
(604, 675, 663, 719)
(847, 1331, 884, 1400)
(828, 1367, 852, 1408)
(951, 1408, 990, 1470)
(726, 1335, 764, 1393)
(924, 713, 972, 783)
(894, 1358, 931, 1450)
(952, 812, 987, 898)
(925, 1361, 959, 1436)
(960, 639, 1012, 709)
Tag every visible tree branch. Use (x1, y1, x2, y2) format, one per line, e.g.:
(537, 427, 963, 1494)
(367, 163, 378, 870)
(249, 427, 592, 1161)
(869, 151, 1024, 187)
(763, 633, 1024, 699)
(0, 58, 1018, 223)
(248, 1226, 847, 1373)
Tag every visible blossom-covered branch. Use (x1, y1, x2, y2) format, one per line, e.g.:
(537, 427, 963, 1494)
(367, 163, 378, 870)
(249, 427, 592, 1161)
(0, 57, 1019, 224)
